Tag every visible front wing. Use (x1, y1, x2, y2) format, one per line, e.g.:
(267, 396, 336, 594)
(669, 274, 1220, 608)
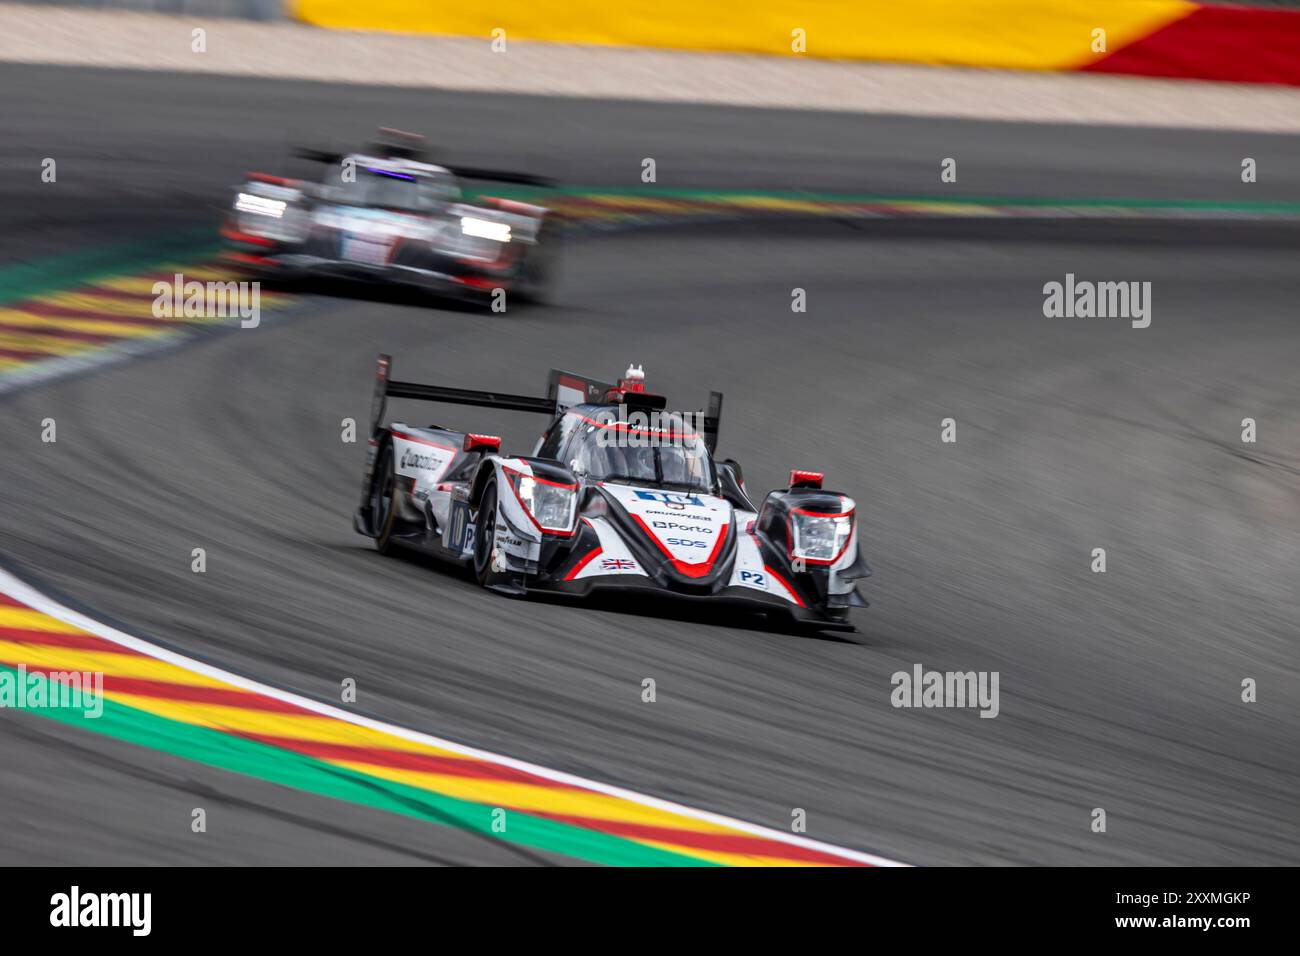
(487, 510, 864, 630)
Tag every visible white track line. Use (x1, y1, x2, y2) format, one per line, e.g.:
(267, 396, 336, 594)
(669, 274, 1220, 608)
(0, 566, 908, 866)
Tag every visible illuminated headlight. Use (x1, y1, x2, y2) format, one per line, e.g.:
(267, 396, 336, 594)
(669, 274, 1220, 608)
(460, 216, 512, 242)
(235, 193, 286, 218)
(790, 509, 853, 564)
(506, 468, 576, 534)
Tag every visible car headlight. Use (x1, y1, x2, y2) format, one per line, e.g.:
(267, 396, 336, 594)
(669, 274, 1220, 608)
(235, 193, 286, 218)
(790, 508, 853, 564)
(504, 468, 577, 535)
(460, 216, 512, 242)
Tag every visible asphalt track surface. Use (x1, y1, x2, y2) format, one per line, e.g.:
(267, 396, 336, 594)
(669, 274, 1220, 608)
(1, 65, 1298, 865)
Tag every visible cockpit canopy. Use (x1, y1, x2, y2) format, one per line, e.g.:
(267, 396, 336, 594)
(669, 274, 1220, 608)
(325, 158, 461, 212)
(539, 406, 715, 493)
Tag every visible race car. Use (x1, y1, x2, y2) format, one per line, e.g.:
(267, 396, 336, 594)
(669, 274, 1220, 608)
(354, 355, 872, 630)
(221, 129, 555, 304)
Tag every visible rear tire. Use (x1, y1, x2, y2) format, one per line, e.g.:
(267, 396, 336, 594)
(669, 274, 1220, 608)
(514, 224, 557, 305)
(371, 444, 399, 555)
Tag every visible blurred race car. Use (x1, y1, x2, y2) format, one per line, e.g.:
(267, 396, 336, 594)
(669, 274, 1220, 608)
(221, 129, 556, 304)
(354, 355, 872, 630)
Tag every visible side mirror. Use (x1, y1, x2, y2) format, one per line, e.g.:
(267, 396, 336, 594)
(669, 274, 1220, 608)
(716, 459, 755, 511)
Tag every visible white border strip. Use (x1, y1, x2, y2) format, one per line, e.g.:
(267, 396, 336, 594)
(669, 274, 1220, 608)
(0, 567, 908, 867)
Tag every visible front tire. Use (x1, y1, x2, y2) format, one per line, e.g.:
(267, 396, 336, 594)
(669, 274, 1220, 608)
(473, 481, 500, 585)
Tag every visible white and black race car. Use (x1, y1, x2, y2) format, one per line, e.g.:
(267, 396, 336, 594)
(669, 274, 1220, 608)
(221, 129, 555, 304)
(355, 355, 872, 630)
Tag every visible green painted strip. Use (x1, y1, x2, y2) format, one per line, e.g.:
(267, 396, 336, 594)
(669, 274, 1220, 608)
(0, 229, 220, 308)
(12, 185, 1284, 311)
(0, 664, 712, 866)
(7, 187, 1295, 304)
(472, 184, 1300, 215)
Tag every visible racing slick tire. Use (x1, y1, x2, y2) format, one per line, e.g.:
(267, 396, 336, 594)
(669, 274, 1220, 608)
(513, 224, 557, 305)
(370, 443, 400, 555)
(472, 479, 502, 586)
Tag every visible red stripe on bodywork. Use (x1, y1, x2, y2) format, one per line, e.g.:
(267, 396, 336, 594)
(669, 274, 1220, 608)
(763, 564, 806, 608)
(390, 431, 458, 452)
(246, 172, 299, 186)
(501, 466, 578, 537)
(220, 226, 276, 247)
(221, 252, 279, 267)
(1084, 7, 1300, 86)
(631, 515, 729, 579)
(568, 412, 700, 440)
(564, 547, 603, 581)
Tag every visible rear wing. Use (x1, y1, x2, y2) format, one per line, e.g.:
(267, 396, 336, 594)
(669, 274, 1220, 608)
(369, 354, 555, 437)
(547, 370, 613, 411)
(451, 167, 555, 188)
(369, 355, 723, 452)
(292, 147, 344, 166)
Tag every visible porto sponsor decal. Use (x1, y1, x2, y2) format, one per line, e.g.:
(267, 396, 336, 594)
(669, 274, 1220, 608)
(651, 520, 714, 535)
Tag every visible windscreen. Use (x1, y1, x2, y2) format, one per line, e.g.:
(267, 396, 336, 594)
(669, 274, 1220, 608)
(329, 167, 459, 212)
(569, 413, 714, 493)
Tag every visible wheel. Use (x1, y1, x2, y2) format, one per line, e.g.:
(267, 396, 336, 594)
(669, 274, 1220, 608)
(514, 225, 557, 305)
(472, 480, 500, 585)
(370, 443, 399, 555)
